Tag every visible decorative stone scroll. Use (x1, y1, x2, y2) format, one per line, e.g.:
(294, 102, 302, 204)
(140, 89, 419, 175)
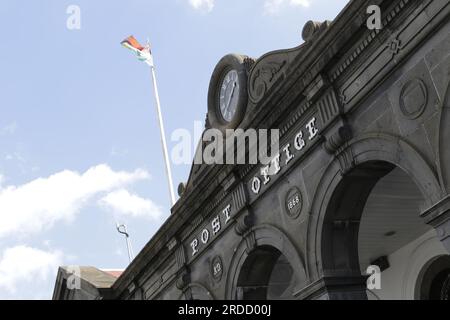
(248, 20, 329, 105)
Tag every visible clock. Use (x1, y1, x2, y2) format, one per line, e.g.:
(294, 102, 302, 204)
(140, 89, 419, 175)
(208, 54, 250, 132)
(219, 69, 240, 123)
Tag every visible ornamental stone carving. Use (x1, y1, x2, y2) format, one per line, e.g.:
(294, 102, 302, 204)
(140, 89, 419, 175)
(248, 20, 329, 105)
(399, 78, 428, 120)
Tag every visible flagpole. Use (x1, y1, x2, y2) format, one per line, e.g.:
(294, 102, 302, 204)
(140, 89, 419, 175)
(149, 64, 176, 206)
(121, 36, 176, 206)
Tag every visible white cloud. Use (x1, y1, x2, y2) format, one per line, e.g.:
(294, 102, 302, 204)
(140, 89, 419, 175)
(0, 164, 150, 239)
(0, 246, 63, 296)
(99, 189, 163, 221)
(4, 152, 25, 163)
(110, 146, 129, 157)
(289, 0, 311, 6)
(187, 0, 312, 14)
(189, 0, 214, 12)
(0, 122, 17, 136)
(264, 0, 311, 15)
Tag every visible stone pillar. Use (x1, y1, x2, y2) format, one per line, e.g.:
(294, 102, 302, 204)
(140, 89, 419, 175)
(421, 196, 450, 253)
(295, 275, 368, 300)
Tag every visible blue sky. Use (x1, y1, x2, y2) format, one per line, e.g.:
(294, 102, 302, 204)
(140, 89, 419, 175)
(0, 0, 348, 299)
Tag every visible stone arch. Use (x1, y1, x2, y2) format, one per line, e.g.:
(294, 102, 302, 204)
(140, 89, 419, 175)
(437, 81, 450, 193)
(177, 283, 214, 300)
(305, 133, 443, 298)
(414, 254, 450, 300)
(225, 224, 307, 300)
(403, 233, 449, 299)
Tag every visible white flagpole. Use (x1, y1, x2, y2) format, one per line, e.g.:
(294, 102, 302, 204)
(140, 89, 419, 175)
(121, 36, 176, 206)
(148, 62, 176, 206)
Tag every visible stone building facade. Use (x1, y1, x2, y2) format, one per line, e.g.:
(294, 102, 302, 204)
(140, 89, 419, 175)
(54, 0, 450, 300)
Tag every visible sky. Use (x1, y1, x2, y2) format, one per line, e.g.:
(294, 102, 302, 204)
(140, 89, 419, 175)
(0, 0, 348, 299)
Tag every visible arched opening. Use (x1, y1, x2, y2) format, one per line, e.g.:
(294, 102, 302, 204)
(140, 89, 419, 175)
(415, 255, 450, 300)
(178, 284, 214, 300)
(226, 225, 307, 300)
(236, 246, 295, 300)
(321, 160, 448, 299)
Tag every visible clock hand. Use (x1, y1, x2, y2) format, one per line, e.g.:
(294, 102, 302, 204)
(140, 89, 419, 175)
(225, 82, 237, 116)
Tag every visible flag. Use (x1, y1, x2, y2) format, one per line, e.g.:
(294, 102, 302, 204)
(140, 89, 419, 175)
(121, 35, 153, 67)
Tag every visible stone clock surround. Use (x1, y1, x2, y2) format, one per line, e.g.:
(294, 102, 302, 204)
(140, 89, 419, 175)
(108, 0, 450, 300)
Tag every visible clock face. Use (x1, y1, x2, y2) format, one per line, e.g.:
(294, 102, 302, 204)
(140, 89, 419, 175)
(207, 54, 249, 132)
(219, 69, 240, 123)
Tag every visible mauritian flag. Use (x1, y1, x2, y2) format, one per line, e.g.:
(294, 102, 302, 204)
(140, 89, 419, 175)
(121, 35, 154, 67)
